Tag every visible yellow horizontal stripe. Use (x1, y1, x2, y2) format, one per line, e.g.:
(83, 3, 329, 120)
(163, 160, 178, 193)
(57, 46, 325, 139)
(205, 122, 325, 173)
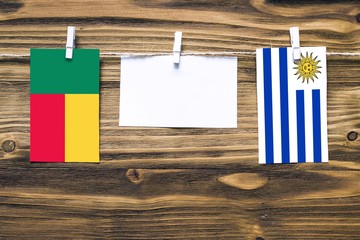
(65, 94, 99, 163)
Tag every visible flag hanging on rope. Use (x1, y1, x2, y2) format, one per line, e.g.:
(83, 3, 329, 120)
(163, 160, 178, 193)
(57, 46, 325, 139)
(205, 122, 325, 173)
(256, 47, 328, 164)
(30, 49, 100, 163)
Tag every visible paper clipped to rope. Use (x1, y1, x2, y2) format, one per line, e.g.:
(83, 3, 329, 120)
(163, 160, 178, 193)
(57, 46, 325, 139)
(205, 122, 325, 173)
(119, 55, 238, 128)
(30, 48, 100, 163)
(257, 47, 328, 164)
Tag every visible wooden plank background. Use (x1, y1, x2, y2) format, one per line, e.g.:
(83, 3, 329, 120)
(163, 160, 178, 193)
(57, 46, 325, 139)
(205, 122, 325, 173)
(0, 0, 359, 239)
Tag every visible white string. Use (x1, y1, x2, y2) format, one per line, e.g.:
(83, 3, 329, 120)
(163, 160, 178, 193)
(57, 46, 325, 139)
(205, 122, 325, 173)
(103, 51, 257, 57)
(0, 51, 360, 58)
(0, 53, 31, 57)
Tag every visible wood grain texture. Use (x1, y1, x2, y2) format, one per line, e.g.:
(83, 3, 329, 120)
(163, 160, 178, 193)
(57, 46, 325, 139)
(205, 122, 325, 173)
(0, 0, 360, 239)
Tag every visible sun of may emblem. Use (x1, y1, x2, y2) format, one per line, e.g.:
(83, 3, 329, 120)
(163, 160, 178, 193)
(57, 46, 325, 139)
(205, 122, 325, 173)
(294, 52, 322, 83)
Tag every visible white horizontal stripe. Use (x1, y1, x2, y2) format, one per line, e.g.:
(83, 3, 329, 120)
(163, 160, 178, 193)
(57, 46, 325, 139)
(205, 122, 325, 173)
(256, 49, 266, 164)
(304, 89, 314, 163)
(271, 49, 282, 164)
(287, 48, 298, 163)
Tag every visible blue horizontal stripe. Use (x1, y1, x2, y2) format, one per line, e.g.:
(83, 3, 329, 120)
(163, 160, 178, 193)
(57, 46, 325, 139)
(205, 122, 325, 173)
(312, 89, 322, 163)
(296, 90, 306, 163)
(279, 48, 290, 164)
(263, 48, 274, 164)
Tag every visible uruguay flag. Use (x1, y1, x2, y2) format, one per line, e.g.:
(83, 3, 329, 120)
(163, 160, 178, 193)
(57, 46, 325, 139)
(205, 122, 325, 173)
(257, 47, 328, 164)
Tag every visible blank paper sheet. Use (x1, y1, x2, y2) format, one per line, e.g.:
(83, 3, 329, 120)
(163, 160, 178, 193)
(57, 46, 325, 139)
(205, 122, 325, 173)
(119, 55, 237, 128)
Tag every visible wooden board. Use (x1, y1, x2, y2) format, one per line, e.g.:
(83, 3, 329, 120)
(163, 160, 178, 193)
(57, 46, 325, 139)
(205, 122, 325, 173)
(0, 0, 359, 239)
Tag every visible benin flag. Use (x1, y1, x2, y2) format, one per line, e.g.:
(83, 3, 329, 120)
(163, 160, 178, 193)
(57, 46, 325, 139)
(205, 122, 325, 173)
(30, 49, 100, 162)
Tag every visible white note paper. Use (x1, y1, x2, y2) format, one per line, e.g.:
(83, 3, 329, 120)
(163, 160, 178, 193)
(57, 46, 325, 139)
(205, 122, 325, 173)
(120, 56, 237, 128)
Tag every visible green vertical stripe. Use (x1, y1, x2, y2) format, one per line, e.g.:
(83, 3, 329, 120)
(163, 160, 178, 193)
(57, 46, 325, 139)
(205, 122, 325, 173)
(30, 49, 100, 94)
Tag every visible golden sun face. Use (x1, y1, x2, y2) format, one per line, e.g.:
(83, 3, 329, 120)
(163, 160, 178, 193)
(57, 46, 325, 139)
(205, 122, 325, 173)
(294, 52, 322, 83)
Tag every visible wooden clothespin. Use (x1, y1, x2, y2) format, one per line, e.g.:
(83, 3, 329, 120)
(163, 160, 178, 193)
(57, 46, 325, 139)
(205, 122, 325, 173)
(173, 31, 182, 64)
(66, 26, 76, 59)
(290, 27, 301, 62)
